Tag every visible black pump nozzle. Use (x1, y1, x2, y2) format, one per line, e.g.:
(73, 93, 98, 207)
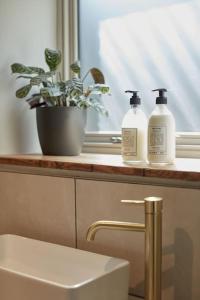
(125, 90, 141, 106)
(152, 88, 167, 104)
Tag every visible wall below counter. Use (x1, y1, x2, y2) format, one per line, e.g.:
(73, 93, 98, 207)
(0, 172, 76, 247)
(0, 0, 57, 154)
(129, 296, 140, 300)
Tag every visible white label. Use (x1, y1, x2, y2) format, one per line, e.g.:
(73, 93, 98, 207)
(148, 126, 167, 155)
(122, 128, 137, 156)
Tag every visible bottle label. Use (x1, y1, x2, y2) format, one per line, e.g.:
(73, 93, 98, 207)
(148, 126, 167, 155)
(122, 128, 137, 156)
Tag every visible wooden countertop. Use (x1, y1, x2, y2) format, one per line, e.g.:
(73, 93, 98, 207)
(0, 154, 199, 182)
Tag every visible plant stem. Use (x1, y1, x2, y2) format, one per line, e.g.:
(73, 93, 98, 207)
(58, 71, 62, 82)
(82, 70, 90, 82)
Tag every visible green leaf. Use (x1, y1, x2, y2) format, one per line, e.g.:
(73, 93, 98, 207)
(71, 77, 83, 93)
(44, 71, 55, 77)
(16, 84, 32, 98)
(11, 63, 45, 75)
(70, 61, 80, 75)
(89, 84, 110, 95)
(41, 86, 62, 98)
(30, 76, 42, 86)
(98, 85, 110, 94)
(40, 87, 51, 98)
(27, 66, 45, 74)
(32, 72, 55, 81)
(11, 63, 32, 74)
(50, 86, 63, 97)
(29, 72, 55, 86)
(78, 100, 91, 109)
(45, 48, 61, 71)
(57, 81, 67, 92)
(90, 68, 105, 84)
(17, 75, 34, 80)
(64, 77, 83, 99)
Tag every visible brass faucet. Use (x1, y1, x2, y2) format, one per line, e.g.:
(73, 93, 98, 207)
(86, 197, 163, 300)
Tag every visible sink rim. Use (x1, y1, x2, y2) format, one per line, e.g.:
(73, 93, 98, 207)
(0, 234, 130, 288)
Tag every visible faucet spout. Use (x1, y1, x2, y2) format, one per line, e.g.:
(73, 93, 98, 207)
(86, 196, 163, 300)
(86, 220, 145, 241)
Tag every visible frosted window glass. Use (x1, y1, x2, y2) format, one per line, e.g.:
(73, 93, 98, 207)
(79, 0, 200, 132)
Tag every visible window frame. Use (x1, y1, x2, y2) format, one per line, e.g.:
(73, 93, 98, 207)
(61, 0, 200, 159)
(82, 132, 200, 158)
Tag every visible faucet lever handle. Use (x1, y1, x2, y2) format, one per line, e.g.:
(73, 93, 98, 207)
(121, 200, 145, 205)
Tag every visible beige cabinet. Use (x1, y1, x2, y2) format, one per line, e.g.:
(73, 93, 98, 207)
(0, 172, 75, 247)
(76, 179, 200, 300)
(0, 171, 199, 300)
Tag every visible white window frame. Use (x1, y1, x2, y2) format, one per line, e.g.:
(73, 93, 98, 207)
(59, 0, 200, 159)
(83, 132, 200, 158)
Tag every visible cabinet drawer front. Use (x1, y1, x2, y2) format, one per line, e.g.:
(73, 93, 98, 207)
(0, 172, 75, 247)
(76, 179, 200, 300)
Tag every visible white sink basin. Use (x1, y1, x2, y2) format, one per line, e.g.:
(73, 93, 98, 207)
(0, 235, 129, 300)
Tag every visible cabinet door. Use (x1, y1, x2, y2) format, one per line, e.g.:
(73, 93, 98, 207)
(76, 179, 200, 300)
(0, 172, 75, 247)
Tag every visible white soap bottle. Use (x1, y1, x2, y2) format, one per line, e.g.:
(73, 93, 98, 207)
(122, 90, 147, 163)
(148, 88, 176, 165)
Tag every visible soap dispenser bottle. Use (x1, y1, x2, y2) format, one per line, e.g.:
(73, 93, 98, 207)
(122, 90, 147, 163)
(148, 88, 176, 165)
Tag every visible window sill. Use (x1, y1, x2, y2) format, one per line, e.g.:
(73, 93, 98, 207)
(0, 154, 199, 183)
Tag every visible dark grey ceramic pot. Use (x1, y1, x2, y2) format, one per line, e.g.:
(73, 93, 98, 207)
(36, 106, 87, 156)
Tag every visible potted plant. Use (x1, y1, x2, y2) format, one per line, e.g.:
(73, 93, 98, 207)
(11, 48, 109, 155)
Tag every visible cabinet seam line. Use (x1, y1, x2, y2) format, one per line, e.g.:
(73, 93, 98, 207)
(74, 178, 78, 248)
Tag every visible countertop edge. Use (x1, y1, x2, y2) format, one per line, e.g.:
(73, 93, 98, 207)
(0, 154, 199, 183)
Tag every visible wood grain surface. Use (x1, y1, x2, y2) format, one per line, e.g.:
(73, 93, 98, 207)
(0, 154, 199, 182)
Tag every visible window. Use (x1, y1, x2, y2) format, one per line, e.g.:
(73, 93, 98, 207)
(79, 0, 200, 134)
(59, 0, 200, 157)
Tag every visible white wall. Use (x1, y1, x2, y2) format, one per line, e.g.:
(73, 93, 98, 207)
(0, 0, 57, 154)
